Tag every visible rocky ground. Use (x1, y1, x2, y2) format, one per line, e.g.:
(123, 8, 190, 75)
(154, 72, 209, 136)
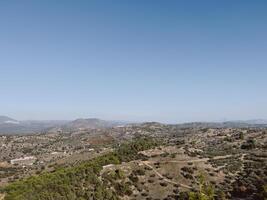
(0, 123, 266, 199)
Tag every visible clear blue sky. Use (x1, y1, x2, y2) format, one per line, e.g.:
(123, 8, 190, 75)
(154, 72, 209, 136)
(0, 0, 267, 123)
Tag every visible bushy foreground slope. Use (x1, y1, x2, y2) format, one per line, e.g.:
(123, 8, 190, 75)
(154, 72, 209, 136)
(2, 137, 157, 200)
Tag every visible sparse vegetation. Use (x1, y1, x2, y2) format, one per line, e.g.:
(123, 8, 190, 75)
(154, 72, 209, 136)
(0, 125, 266, 200)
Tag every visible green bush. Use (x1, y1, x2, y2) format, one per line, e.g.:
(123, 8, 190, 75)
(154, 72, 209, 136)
(3, 137, 158, 200)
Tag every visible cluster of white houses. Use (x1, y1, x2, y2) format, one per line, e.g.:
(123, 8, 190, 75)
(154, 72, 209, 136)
(10, 156, 36, 166)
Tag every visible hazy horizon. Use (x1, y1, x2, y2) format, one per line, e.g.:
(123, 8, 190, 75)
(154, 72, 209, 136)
(2, 114, 267, 125)
(1, 1, 267, 123)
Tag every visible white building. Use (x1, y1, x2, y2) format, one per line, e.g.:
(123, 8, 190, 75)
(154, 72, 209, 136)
(10, 156, 36, 166)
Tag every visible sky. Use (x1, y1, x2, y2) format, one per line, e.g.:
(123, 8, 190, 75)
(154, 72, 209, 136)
(0, 0, 267, 123)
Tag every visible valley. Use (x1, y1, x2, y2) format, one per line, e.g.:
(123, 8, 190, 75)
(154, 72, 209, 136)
(0, 122, 266, 199)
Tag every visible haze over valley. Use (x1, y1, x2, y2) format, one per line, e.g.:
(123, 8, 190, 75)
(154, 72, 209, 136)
(1, 0, 267, 199)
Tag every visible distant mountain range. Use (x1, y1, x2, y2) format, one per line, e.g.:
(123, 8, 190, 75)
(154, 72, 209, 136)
(0, 116, 125, 135)
(58, 118, 125, 132)
(229, 119, 267, 125)
(176, 120, 267, 129)
(0, 115, 267, 135)
(0, 116, 68, 135)
(0, 116, 20, 124)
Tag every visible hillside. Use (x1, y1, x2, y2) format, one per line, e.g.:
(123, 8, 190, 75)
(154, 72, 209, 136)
(60, 118, 124, 131)
(0, 124, 266, 200)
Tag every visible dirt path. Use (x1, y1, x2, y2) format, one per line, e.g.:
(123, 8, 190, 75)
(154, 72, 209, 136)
(232, 153, 246, 177)
(141, 161, 192, 189)
(0, 193, 5, 200)
(165, 155, 233, 164)
(140, 154, 246, 189)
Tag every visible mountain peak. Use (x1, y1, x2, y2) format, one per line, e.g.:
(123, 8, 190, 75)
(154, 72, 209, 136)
(0, 116, 19, 124)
